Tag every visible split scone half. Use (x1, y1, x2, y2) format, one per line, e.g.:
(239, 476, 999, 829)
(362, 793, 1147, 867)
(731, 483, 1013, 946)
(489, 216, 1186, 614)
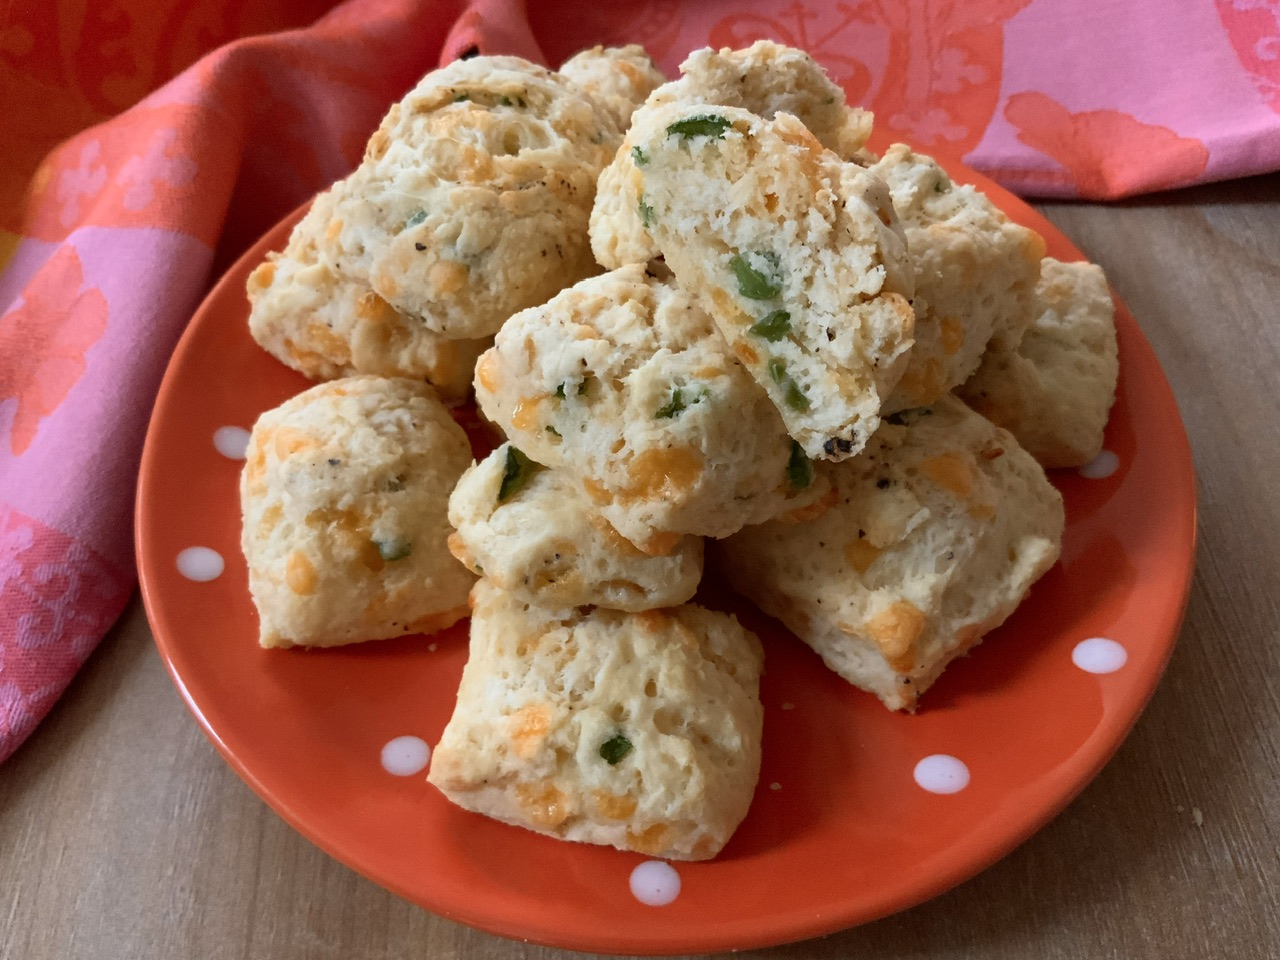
(590, 40, 874, 270)
(957, 258, 1118, 468)
(869, 144, 1047, 412)
(327, 55, 623, 340)
(246, 186, 488, 403)
(472, 264, 832, 552)
(448, 443, 703, 612)
(558, 44, 666, 130)
(715, 396, 1064, 710)
(632, 103, 916, 461)
(428, 582, 764, 860)
(240, 376, 476, 648)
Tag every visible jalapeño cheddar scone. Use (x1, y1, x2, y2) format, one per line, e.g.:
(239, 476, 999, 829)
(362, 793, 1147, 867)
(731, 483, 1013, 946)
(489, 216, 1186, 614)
(428, 581, 764, 860)
(868, 144, 1047, 413)
(240, 376, 475, 647)
(559, 44, 666, 131)
(958, 257, 1119, 468)
(246, 185, 488, 403)
(590, 40, 874, 270)
(327, 55, 623, 340)
(631, 103, 916, 461)
(473, 264, 832, 552)
(448, 443, 703, 612)
(715, 396, 1064, 710)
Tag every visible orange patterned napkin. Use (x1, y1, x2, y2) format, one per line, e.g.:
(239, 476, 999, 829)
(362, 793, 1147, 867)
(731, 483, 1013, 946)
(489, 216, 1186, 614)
(1, 0, 1276, 761)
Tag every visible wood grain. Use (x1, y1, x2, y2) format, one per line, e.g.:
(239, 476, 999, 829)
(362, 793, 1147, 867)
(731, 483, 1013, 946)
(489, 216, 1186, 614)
(3, 174, 1279, 960)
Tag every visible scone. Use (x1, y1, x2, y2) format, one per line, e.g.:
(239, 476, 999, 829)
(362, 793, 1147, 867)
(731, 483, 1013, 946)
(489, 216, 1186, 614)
(447, 443, 703, 611)
(651, 42, 874, 158)
(327, 56, 621, 339)
(632, 103, 916, 461)
(958, 258, 1118, 468)
(559, 44, 665, 130)
(472, 264, 833, 551)
(591, 40, 873, 270)
(714, 396, 1064, 710)
(246, 187, 488, 403)
(240, 376, 476, 647)
(428, 581, 764, 860)
(868, 144, 1047, 412)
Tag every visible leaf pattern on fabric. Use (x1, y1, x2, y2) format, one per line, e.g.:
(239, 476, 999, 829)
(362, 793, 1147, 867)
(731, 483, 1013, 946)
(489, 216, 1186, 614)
(0, 504, 130, 762)
(709, 5, 874, 102)
(54, 140, 109, 227)
(118, 127, 198, 212)
(710, 0, 1032, 155)
(1005, 92, 1210, 198)
(1215, 0, 1280, 116)
(0, 245, 109, 456)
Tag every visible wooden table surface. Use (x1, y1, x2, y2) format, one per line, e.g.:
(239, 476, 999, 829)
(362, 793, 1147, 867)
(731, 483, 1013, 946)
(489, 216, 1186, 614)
(3, 174, 1279, 960)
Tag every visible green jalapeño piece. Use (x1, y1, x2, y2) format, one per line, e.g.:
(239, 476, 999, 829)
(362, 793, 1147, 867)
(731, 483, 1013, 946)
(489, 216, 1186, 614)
(729, 253, 782, 300)
(599, 733, 633, 765)
(665, 114, 732, 140)
(497, 446, 540, 503)
(749, 309, 791, 342)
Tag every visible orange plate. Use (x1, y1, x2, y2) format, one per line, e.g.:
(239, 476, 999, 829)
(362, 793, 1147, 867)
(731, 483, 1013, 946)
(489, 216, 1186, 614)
(136, 158, 1195, 955)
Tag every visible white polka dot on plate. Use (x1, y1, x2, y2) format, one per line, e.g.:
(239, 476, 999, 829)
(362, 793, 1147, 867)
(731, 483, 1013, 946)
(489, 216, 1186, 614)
(380, 736, 431, 776)
(1078, 450, 1119, 479)
(630, 861, 681, 906)
(1072, 637, 1128, 674)
(914, 755, 970, 795)
(176, 547, 224, 582)
(213, 426, 251, 460)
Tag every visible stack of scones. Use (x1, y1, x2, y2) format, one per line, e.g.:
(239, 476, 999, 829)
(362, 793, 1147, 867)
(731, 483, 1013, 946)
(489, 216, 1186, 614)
(238, 41, 1118, 859)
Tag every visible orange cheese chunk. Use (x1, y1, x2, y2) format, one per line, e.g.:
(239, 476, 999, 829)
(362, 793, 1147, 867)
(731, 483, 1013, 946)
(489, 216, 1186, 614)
(844, 536, 882, 574)
(285, 551, 317, 596)
(516, 780, 572, 828)
(939, 315, 964, 356)
(511, 396, 545, 432)
(623, 446, 704, 502)
(865, 600, 926, 672)
(474, 351, 500, 393)
(272, 427, 320, 460)
(592, 790, 638, 821)
(508, 704, 552, 759)
(430, 260, 469, 296)
(626, 822, 672, 856)
(920, 452, 975, 500)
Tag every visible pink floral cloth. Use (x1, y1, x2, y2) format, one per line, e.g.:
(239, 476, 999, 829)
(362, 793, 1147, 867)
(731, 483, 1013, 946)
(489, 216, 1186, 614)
(1, 0, 1277, 762)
